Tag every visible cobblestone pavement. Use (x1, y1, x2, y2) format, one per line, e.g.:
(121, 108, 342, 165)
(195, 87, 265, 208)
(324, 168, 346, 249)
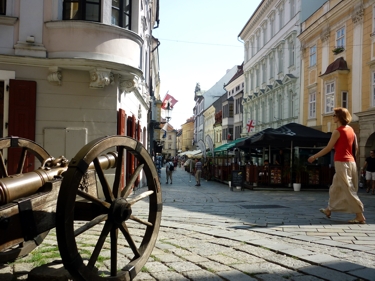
(1, 166, 375, 281)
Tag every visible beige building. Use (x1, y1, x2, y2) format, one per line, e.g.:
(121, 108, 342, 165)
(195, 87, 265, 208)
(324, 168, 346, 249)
(159, 122, 176, 158)
(181, 117, 194, 152)
(298, 0, 375, 165)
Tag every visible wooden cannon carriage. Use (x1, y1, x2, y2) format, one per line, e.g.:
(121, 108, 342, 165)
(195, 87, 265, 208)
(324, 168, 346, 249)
(0, 136, 162, 281)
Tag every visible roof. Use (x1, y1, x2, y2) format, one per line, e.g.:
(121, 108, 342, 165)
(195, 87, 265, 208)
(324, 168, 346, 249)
(224, 63, 244, 87)
(320, 57, 349, 77)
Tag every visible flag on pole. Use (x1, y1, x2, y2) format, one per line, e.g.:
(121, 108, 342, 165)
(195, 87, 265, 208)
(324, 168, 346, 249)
(246, 119, 256, 133)
(161, 122, 168, 138)
(161, 92, 178, 109)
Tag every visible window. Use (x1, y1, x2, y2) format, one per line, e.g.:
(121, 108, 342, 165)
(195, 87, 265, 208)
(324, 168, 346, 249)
(278, 7, 284, 30)
(262, 63, 266, 83)
(0, 0, 5, 15)
(289, 42, 295, 67)
(336, 27, 345, 48)
(341, 91, 348, 108)
(270, 18, 274, 37)
(256, 68, 260, 87)
(263, 25, 267, 46)
(112, 0, 131, 28)
(229, 103, 234, 117)
(235, 98, 242, 114)
(373, 72, 375, 106)
(373, 6, 375, 34)
(309, 45, 316, 67)
(325, 82, 335, 113)
(269, 56, 274, 78)
(63, 0, 101, 22)
(278, 49, 283, 73)
(278, 94, 283, 120)
(223, 104, 228, 118)
(290, 0, 295, 19)
(168, 135, 171, 140)
(309, 92, 316, 118)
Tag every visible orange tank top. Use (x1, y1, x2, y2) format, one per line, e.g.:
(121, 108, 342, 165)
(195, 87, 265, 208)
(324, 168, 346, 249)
(334, 126, 355, 162)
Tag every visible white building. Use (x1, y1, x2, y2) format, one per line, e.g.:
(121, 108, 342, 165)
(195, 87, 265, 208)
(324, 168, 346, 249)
(193, 66, 237, 148)
(223, 63, 244, 142)
(239, 0, 325, 135)
(0, 0, 160, 187)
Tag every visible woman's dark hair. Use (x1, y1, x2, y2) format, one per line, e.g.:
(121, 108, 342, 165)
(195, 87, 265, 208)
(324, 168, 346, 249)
(334, 107, 351, 125)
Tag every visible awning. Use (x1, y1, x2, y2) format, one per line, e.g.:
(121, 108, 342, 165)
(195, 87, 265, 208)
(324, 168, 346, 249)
(235, 123, 331, 149)
(179, 150, 201, 157)
(207, 137, 248, 156)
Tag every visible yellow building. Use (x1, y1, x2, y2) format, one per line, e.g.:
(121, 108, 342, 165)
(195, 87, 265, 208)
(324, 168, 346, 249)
(181, 117, 195, 152)
(299, 0, 375, 165)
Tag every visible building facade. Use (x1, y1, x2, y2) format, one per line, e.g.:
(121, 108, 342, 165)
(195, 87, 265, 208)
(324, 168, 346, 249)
(239, 0, 325, 136)
(193, 66, 237, 149)
(0, 0, 159, 187)
(181, 117, 194, 152)
(299, 0, 375, 165)
(224, 63, 244, 141)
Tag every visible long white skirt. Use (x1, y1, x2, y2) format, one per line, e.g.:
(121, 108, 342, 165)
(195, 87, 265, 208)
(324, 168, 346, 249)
(328, 161, 364, 213)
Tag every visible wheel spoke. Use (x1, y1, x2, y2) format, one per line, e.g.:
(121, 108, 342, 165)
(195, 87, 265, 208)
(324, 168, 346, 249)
(119, 222, 141, 258)
(77, 190, 111, 208)
(94, 158, 114, 202)
(74, 214, 108, 237)
(112, 147, 124, 198)
(16, 147, 27, 174)
(129, 215, 153, 227)
(127, 190, 154, 205)
(87, 221, 112, 269)
(121, 164, 144, 198)
(110, 228, 118, 276)
(0, 151, 8, 178)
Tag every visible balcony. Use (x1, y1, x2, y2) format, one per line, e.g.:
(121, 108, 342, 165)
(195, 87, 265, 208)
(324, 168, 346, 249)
(44, 21, 143, 70)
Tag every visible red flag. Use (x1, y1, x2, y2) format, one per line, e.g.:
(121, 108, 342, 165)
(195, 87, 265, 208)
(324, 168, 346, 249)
(161, 92, 178, 109)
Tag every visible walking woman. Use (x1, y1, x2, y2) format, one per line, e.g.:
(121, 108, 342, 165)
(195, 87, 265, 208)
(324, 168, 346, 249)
(307, 107, 365, 224)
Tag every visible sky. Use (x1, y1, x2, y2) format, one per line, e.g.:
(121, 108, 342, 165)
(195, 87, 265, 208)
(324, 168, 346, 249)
(152, 0, 262, 129)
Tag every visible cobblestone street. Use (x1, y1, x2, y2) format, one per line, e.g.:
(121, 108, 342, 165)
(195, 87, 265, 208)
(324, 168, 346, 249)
(1, 166, 375, 281)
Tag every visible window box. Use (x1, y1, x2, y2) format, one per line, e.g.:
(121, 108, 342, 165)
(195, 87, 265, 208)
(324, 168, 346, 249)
(332, 47, 345, 55)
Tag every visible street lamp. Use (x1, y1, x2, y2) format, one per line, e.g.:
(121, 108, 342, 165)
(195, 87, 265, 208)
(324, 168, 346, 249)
(165, 101, 172, 122)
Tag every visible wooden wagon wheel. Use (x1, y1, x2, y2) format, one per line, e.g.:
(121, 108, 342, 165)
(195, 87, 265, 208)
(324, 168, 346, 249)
(56, 136, 162, 281)
(0, 136, 52, 263)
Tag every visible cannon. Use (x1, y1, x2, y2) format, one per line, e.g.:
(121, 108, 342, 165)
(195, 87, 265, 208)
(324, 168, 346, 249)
(0, 136, 162, 281)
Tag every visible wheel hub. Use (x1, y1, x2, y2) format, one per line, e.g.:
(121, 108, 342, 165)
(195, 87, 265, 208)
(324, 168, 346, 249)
(109, 197, 132, 224)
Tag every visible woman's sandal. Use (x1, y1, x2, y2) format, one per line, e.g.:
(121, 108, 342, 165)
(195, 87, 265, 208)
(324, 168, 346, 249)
(366, 187, 370, 193)
(319, 208, 331, 218)
(348, 219, 366, 224)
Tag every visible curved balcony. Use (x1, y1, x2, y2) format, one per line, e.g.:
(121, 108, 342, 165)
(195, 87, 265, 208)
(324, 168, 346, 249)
(44, 21, 144, 70)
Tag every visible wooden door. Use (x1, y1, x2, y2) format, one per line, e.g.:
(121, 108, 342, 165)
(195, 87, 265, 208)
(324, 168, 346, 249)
(7, 79, 36, 174)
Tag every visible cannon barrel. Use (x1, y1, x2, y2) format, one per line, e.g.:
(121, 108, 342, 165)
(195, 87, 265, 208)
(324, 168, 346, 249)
(0, 152, 117, 205)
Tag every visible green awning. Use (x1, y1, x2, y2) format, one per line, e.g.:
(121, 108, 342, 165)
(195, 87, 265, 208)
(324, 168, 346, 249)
(207, 137, 248, 156)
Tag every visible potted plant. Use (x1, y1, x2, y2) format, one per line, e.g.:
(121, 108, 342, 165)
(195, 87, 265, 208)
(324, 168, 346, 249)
(292, 157, 307, 191)
(332, 46, 345, 55)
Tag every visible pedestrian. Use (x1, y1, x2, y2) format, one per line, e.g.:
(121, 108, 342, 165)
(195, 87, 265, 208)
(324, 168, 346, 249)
(194, 158, 202, 186)
(165, 158, 173, 184)
(362, 150, 375, 194)
(155, 153, 162, 182)
(308, 107, 365, 224)
(275, 149, 284, 166)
